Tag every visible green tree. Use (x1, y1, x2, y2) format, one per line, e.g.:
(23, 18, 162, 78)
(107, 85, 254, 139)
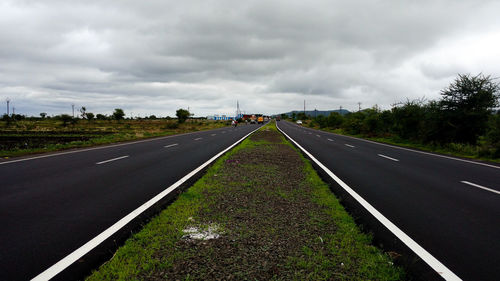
(40, 112, 47, 119)
(327, 112, 343, 128)
(58, 114, 73, 126)
(485, 112, 500, 157)
(86, 112, 95, 120)
(79, 106, 87, 119)
(439, 73, 500, 144)
(113, 108, 125, 120)
(361, 108, 383, 136)
(313, 115, 327, 128)
(176, 108, 190, 124)
(96, 113, 107, 120)
(297, 112, 308, 120)
(343, 111, 365, 135)
(391, 100, 426, 141)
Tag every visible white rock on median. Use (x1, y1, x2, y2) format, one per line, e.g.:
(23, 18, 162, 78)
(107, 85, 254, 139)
(182, 224, 223, 240)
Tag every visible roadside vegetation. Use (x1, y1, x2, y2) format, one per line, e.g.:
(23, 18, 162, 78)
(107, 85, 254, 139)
(0, 108, 228, 158)
(285, 74, 500, 162)
(87, 122, 404, 280)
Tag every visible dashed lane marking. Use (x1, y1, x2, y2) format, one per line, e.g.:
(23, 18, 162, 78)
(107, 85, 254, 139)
(96, 155, 129, 165)
(461, 181, 500, 195)
(378, 154, 399, 162)
(345, 144, 355, 148)
(164, 144, 178, 148)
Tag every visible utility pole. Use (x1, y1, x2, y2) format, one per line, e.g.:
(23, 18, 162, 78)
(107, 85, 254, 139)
(303, 100, 306, 114)
(6, 98, 10, 116)
(236, 100, 241, 119)
(358, 102, 361, 112)
(72, 104, 75, 117)
(340, 105, 343, 112)
(12, 107, 15, 115)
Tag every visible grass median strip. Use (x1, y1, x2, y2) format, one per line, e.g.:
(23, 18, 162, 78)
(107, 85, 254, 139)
(87, 122, 404, 280)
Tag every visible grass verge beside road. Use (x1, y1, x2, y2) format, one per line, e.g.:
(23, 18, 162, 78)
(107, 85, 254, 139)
(87, 122, 404, 280)
(0, 119, 227, 158)
(302, 120, 500, 164)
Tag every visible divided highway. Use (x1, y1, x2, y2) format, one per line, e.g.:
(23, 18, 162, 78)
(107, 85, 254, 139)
(277, 120, 500, 281)
(0, 124, 262, 280)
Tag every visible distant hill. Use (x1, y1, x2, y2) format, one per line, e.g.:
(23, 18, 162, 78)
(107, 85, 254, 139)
(280, 109, 350, 117)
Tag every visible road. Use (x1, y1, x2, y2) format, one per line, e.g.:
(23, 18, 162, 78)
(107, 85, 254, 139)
(0, 124, 262, 280)
(277, 120, 500, 280)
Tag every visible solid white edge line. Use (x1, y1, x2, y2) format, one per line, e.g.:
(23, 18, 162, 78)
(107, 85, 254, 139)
(164, 144, 179, 148)
(461, 181, 500, 195)
(276, 122, 461, 281)
(31, 126, 262, 281)
(291, 121, 500, 170)
(0, 128, 232, 166)
(378, 154, 400, 162)
(96, 155, 129, 165)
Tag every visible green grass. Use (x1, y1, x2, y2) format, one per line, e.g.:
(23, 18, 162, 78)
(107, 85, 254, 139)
(303, 121, 500, 163)
(0, 119, 228, 158)
(87, 122, 404, 280)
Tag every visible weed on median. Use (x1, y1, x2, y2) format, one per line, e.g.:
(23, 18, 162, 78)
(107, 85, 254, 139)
(87, 123, 404, 280)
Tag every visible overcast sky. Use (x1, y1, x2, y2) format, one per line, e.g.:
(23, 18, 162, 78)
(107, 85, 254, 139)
(1, 0, 499, 117)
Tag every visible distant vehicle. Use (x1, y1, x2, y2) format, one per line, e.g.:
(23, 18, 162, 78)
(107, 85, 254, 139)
(258, 116, 264, 124)
(276, 116, 281, 121)
(296, 120, 302, 125)
(249, 115, 257, 124)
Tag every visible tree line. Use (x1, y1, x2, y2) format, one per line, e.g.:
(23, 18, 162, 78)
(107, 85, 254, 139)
(2, 107, 194, 126)
(292, 74, 500, 158)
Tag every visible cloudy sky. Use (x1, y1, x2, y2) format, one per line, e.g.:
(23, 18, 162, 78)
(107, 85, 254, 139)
(1, 0, 499, 117)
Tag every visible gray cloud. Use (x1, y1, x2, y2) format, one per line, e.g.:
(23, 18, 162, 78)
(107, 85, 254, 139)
(1, 0, 499, 117)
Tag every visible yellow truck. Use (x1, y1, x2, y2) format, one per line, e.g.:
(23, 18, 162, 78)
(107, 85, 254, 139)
(257, 116, 264, 124)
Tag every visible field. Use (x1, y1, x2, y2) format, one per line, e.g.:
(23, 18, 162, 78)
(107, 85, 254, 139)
(87, 122, 404, 280)
(0, 119, 228, 158)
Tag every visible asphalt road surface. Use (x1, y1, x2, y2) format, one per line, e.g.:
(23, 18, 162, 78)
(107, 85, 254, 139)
(0, 124, 262, 280)
(277, 120, 500, 281)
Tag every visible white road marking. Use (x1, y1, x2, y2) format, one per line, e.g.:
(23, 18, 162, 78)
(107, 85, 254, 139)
(164, 143, 178, 148)
(31, 126, 263, 281)
(378, 154, 399, 162)
(344, 144, 355, 148)
(222, 131, 226, 133)
(461, 181, 500, 195)
(308, 132, 312, 135)
(211, 134, 216, 136)
(194, 137, 203, 141)
(96, 155, 129, 165)
(294, 122, 500, 170)
(276, 122, 461, 280)
(0, 130, 212, 166)
(316, 134, 321, 137)
(327, 138, 334, 142)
